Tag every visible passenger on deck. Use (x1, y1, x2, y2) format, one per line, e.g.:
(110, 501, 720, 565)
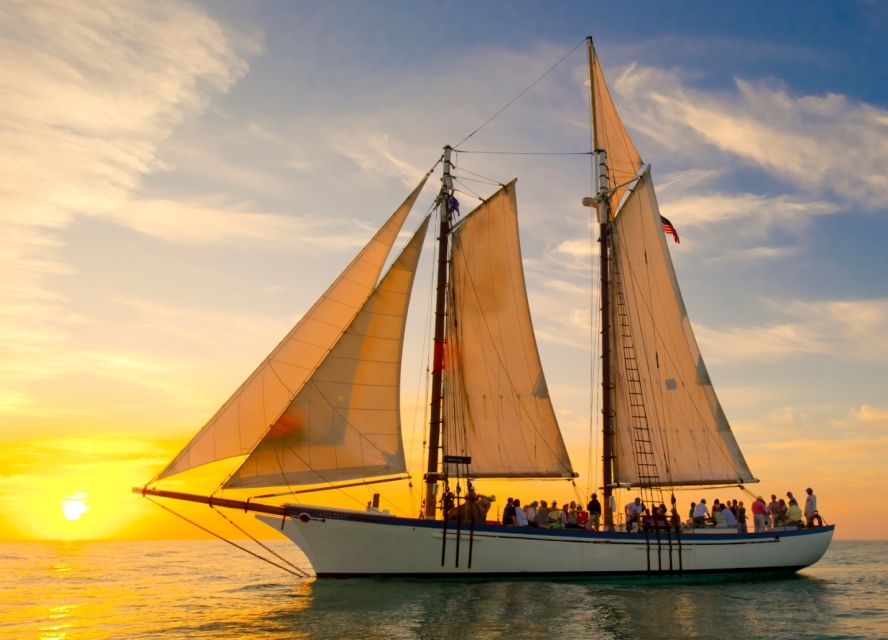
(752, 496, 768, 532)
(652, 503, 668, 530)
(576, 504, 589, 529)
(737, 501, 748, 534)
(514, 499, 528, 526)
(587, 493, 602, 531)
(768, 494, 780, 528)
(641, 508, 653, 532)
(625, 497, 643, 532)
(723, 503, 738, 528)
(526, 501, 538, 527)
(502, 498, 516, 526)
(776, 499, 787, 526)
(785, 499, 803, 527)
(537, 500, 549, 528)
(564, 503, 575, 528)
(693, 498, 709, 527)
(688, 502, 696, 524)
(804, 488, 818, 526)
(712, 504, 726, 527)
(548, 502, 563, 529)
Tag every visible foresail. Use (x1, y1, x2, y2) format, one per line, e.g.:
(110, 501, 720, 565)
(156, 177, 428, 481)
(590, 45, 643, 210)
(609, 171, 756, 487)
(225, 216, 430, 488)
(444, 182, 575, 478)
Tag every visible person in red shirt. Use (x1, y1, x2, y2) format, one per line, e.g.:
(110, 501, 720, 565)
(751, 496, 768, 532)
(576, 505, 589, 529)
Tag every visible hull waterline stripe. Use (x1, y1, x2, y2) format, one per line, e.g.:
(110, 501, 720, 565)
(315, 565, 808, 579)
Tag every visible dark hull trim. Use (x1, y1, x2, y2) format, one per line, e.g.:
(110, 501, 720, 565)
(315, 565, 807, 580)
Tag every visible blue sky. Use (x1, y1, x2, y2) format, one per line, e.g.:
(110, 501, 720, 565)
(1, 1, 886, 538)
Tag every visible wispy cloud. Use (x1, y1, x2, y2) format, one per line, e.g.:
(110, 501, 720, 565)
(697, 297, 888, 363)
(659, 192, 838, 232)
(613, 64, 888, 209)
(330, 131, 431, 188)
(0, 1, 261, 418)
(105, 198, 374, 248)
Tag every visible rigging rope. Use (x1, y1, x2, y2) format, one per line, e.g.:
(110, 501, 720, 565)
(454, 38, 586, 150)
(145, 496, 308, 578)
(457, 150, 592, 156)
(212, 506, 310, 577)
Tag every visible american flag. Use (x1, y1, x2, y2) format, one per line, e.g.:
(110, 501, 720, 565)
(660, 215, 680, 244)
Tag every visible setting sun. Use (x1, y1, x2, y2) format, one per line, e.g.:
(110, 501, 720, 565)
(61, 493, 89, 521)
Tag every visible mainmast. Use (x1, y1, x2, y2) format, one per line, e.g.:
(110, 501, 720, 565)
(424, 145, 454, 518)
(586, 37, 617, 530)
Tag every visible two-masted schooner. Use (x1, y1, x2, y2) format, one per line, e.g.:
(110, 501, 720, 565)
(136, 38, 834, 578)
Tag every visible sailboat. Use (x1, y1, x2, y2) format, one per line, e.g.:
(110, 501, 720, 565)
(136, 38, 834, 578)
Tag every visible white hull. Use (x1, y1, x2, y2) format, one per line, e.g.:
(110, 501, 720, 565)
(258, 505, 834, 578)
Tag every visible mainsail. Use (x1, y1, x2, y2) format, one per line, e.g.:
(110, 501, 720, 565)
(156, 178, 428, 481)
(443, 182, 575, 478)
(609, 170, 756, 486)
(226, 216, 430, 488)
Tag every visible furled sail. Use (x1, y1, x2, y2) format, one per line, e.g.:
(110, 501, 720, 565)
(156, 178, 428, 481)
(590, 45, 643, 210)
(225, 216, 430, 488)
(444, 181, 575, 478)
(609, 169, 756, 486)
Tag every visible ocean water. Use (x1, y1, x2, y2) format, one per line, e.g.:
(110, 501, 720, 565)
(1, 539, 885, 639)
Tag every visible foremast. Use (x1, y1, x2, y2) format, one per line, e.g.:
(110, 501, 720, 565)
(424, 145, 454, 518)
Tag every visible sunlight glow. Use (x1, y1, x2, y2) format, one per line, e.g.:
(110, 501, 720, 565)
(61, 493, 89, 521)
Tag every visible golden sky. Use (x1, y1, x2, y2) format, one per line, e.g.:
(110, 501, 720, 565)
(1, 2, 886, 543)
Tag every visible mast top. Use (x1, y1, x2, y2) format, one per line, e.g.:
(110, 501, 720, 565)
(442, 145, 453, 193)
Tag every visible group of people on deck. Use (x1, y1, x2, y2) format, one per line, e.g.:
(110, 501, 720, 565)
(499, 494, 605, 530)
(496, 488, 821, 534)
(689, 488, 820, 533)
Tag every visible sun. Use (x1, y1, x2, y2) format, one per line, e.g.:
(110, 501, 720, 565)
(61, 492, 90, 521)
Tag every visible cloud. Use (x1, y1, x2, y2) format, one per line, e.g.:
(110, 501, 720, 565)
(105, 199, 377, 248)
(659, 192, 838, 232)
(0, 1, 262, 418)
(697, 297, 888, 363)
(331, 132, 431, 188)
(853, 405, 888, 424)
(612, 64, 888, 209)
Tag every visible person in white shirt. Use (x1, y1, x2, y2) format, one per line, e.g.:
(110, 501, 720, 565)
(514, 499, 529, 527)
(693, 499, 709, 527)
(804, 488, 818, 525)
(526, 501, 538, 527)
(624, 497, 643, 532)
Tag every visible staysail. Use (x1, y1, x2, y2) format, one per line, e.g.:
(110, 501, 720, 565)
(156, 178, 428, 481)
(226, 216, 430, 488)
(609, 169, 756, 486)
(444, 182, 575, 478)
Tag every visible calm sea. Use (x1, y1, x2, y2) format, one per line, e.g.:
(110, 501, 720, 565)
(1, 539, 885, 639)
